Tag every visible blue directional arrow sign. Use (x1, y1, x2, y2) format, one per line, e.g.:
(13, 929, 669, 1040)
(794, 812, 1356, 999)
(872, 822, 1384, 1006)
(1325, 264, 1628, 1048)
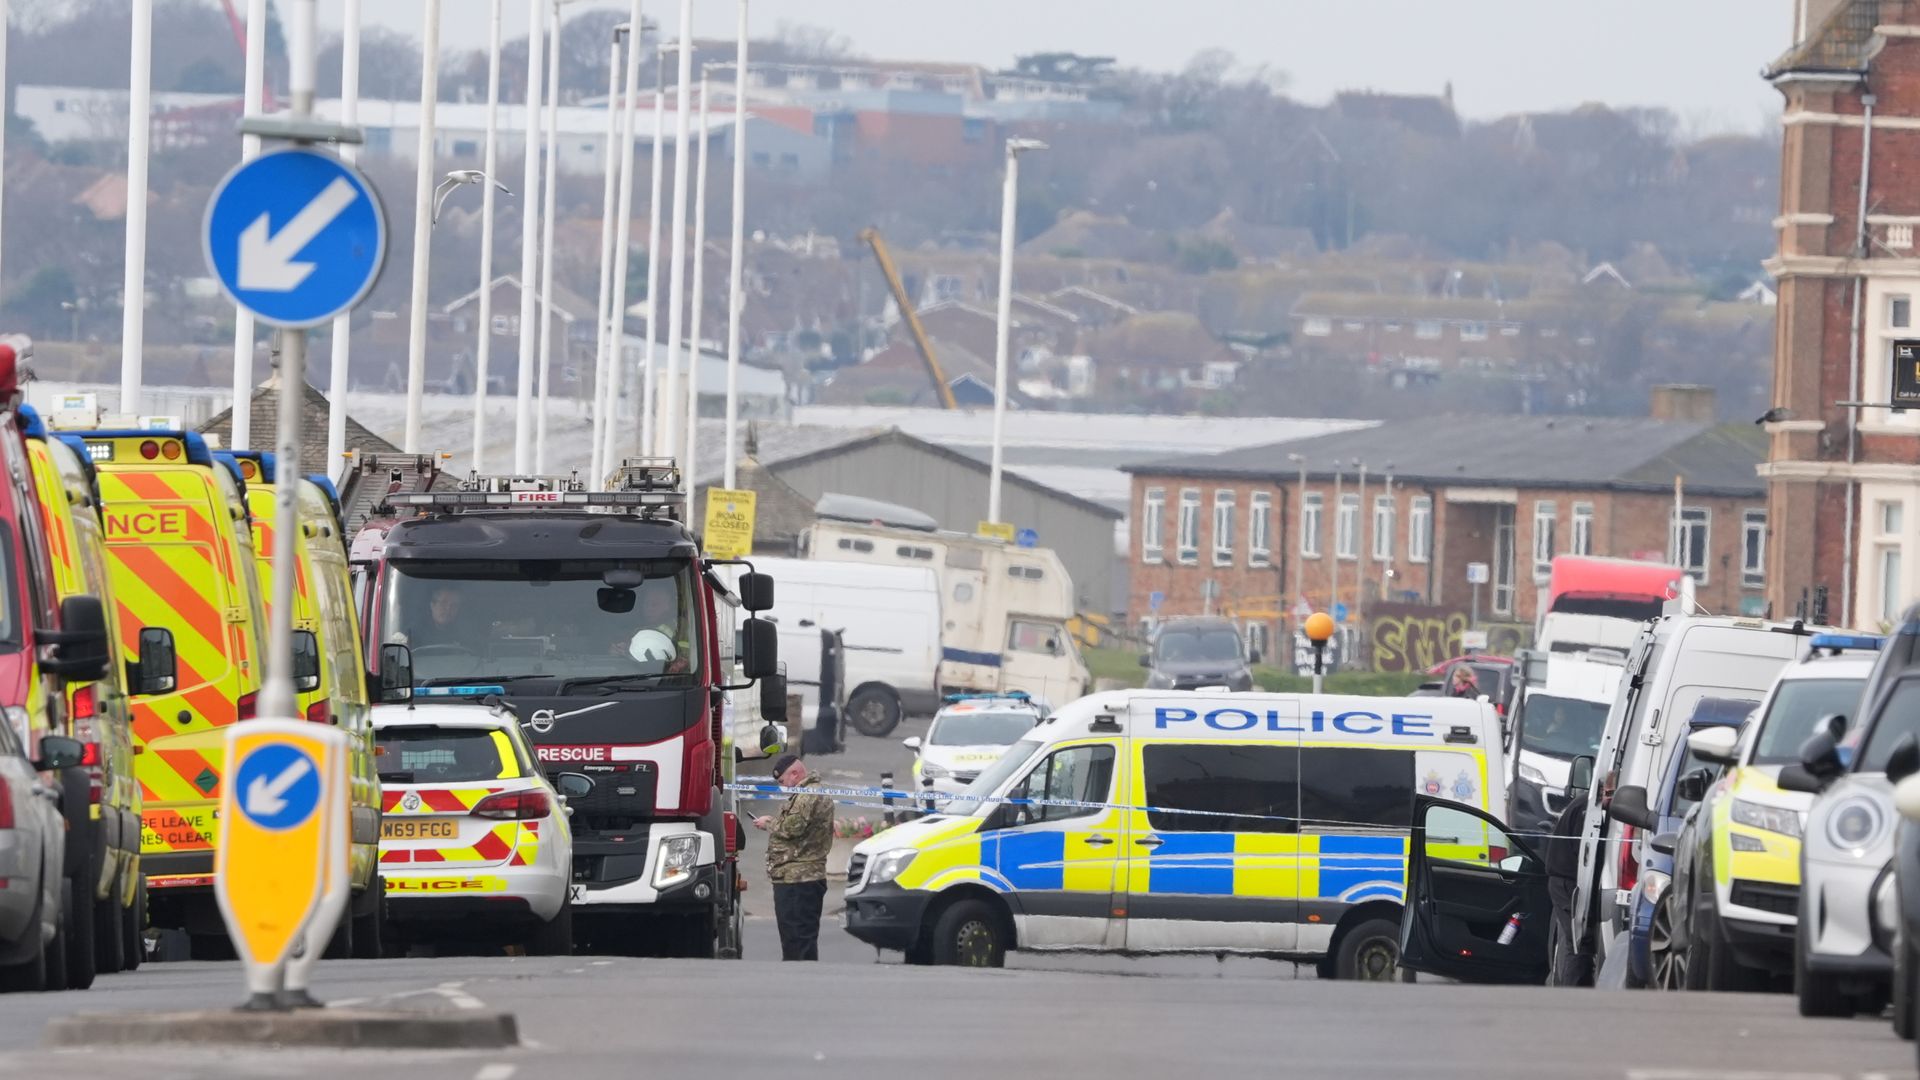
(203, 148, 387, 329)
(232, 743, 322, 831)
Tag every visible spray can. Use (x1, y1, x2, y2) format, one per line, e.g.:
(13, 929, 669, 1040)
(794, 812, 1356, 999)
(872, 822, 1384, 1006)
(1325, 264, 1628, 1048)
(1497, 912, 1525, 946)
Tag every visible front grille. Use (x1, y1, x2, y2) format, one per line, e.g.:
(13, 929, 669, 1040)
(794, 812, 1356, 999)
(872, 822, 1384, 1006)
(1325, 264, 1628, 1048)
(847, 852, 867, 887)
(1730, 880, 1800, 916)
(566, 767, 658, 832)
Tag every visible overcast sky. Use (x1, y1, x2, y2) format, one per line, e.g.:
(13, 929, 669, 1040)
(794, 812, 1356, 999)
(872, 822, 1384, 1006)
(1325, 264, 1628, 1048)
(321, 0, 1793, 132)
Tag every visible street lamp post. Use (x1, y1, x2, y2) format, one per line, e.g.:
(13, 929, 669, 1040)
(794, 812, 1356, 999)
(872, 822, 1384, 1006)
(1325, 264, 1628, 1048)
(605, 8, 649, 470)
(589, 23, 628, 484)
(683, 69, 712, 506)
(722, 0, 749, 491)
(403, 0, 443, 454)
(513, 0, 547, 473)
(658, 2, 695, 469)
(326, 0, 362, 480)
(1288, 450, 1307, 618)
(119, 0, 154, 416)
(635, 47, 666, 458)
(470, 0, 503, 472)
(534, 0, 572, 473)
(987, 136, 1046, 525)
(223, 0, 267, 447)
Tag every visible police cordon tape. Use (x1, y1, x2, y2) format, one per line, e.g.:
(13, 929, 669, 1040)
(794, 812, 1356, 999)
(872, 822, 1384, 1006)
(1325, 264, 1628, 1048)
(726, 780, 1610, 846)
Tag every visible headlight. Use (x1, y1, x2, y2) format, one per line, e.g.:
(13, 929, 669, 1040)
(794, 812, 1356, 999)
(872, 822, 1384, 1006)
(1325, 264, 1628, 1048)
(1826, 797, 1887, 853)
(1517, 762, 1547, 786)
(1873, 868, 1899, 952)
(921, 762, 951, 780)
(1642, 868, 1671, 907)
(1732, 799, 1802, 838)
(868, 848, 917, 886)
(652, 834, 702, 890)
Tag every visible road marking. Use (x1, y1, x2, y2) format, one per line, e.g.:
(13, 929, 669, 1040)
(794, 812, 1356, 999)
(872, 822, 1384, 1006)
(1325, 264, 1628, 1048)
(1626, 1071, 1845, 1080)
(474, 1065, 517, 1080)
(590, 960, 614, 966)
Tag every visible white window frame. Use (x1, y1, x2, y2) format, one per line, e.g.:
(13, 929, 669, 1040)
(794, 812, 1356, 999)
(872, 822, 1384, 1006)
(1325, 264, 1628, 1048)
(1372, 495, 1394, 562)
(1336, 493, 1361, 561)
(1407, 496, 1432, 564)
(1415, 320, 1442, 340)
(1177, 488, 1201, 565)
(1460, 321, 1489, 342)
(1741, 508, 1766, 590)
(1864, 280, 1920, 435)
(1571, 502, 1595, 557)
(1300, 492, 1323, 559)
(1141, 488, 1165, 564)
(1532, 500, 1557, 578)
(1212, 489, 1236, 567)
(1670, 505, 1710, 584)
(1302, 316, 1332, 337)
(1249, 492, 1272, 567)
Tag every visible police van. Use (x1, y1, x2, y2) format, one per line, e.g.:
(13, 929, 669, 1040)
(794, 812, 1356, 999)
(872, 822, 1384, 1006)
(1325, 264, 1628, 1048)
(843, 688, 1504, 977)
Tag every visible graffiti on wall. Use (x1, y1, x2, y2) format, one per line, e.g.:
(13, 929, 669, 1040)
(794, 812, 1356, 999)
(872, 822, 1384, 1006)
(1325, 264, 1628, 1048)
(1367, 603, 1533, 674)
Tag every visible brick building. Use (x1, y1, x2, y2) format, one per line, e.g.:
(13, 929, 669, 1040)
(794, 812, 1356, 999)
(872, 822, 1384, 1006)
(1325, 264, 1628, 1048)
(1123, 388, 1769, 672)
(1761, 0, 1920, 630)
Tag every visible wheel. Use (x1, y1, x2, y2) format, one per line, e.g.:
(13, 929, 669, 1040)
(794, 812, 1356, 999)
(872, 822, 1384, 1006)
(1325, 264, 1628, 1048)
(93, 877, 125, 975)
(903, 939, 935, 966)
(1796, 938, 1854, 1015)
(44, 880, 71, 991)
(323, 902, 355, 960)
(1332, 918, 1401, 981)
(121, 878, 145, 972)
(0, 892, 50, 992)
(847, 687, 902, 738)
(350, 887, 384, 959)
(1549, 912, 1594, 987)
(1686, 912, 1759, 993)
(716, 885, 743, 960)
(1648, 896, 1688, 990)
(930, 899, 1008, 967)
(1896, 936, 1919, 1040)
(526, 899, 573, 957)
(64, 876, 96, 990)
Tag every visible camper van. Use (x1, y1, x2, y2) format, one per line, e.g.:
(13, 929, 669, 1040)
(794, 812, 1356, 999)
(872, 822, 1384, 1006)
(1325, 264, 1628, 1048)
(750, 557, 941, 737)
(801, 503, 1089, 708)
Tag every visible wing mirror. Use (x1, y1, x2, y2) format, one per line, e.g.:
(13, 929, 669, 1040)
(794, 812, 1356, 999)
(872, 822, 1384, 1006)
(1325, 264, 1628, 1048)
(902, 736, 923, 751)
(1607, 784, 1655, 830)
(375, 643, 414, 704)
(740, 617, 777, 681)
(1798, 727, 1845, 784)
(554, 773, 594, 799)
(34, 735, 86, 772)
(1685, 725, 1740, 767)
(127, 627, 177, 696)
(1649, 832, 1678, 857)
(1567, 755, 1595, 796)
(1885, 734, 1920, 784)
(738, 571, 774, 613)
(1674, 767, 1712, 805)
(759, 673, 788, 723)
(40, 594, 111, 683)
(291, 629, 322, 694)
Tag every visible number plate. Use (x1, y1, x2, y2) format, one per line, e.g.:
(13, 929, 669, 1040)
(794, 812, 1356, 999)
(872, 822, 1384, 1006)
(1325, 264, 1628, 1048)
(381, 820, 456, 841)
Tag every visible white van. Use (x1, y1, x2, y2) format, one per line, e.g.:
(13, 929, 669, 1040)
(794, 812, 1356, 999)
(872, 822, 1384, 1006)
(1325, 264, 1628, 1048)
(803, 515, 1089, 706)
(844, 689, 1505, 977)
(751, 556, 941, 737)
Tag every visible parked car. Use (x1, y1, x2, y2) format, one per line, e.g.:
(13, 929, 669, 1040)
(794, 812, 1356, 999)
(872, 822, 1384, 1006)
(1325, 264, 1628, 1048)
(902, 693, 1044, 810)
(1421, 655, 1517, 709)
(1143, 616, 1255, 692)
(0, 732, 87, 991)
(1656, 633, 1882, 995)
(1504, 651, 1623, 835)
(1884, 741, 1920, 1050)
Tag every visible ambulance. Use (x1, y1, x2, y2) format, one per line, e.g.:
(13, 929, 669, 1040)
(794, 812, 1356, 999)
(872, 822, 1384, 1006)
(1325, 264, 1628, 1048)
(80, 428, 266, 958)
(844, 688, 1503, 976)
(222, 451, 386, 956)
(19, 407, 142, 982)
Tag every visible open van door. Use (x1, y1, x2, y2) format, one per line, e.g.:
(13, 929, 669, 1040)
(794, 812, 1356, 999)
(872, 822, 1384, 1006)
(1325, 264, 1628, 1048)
(1399, 796, 1552, 984)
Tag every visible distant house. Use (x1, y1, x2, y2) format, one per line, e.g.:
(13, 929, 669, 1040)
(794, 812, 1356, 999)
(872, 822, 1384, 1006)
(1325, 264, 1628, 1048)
(1333, 88, 1461, 139)
(199, 379, 398, 468)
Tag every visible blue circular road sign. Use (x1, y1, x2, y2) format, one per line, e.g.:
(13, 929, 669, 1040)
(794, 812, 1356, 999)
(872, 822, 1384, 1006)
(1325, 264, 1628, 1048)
(1016, 528, 1039, 548)
(203, 148, 388, 329)
(232, 743, 322, 831)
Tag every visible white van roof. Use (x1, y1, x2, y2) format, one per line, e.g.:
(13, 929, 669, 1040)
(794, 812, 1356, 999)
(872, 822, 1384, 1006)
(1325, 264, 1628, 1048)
(1538, 655, 1624, 706)
(751, 555, 940, 591)
(1033, 690, 1498, 750)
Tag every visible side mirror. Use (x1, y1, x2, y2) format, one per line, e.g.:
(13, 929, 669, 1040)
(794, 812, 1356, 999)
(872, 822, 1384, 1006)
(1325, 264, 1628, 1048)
(1649, 832, 1678, 857)
(34, 735, 86, 772)
(1777, 764, 1823, 794)
(554, 773, 594, 799)
(738, 572, 774, 613)
(1823, 712, 1848, 740)
(759, 673, 788, 722)
(740, 617, 777, 680)
(1607, 784, 1655, 830)
(902, 736, 922, 751)
(1138, 654, 1151, 668)
(41, 594, 111, 683)
(1674, 768, 1712, 805)
(1896, 774, 1920, 823)
(1567, 755, 1595, 796)
(291, 629, 322, 694)
(1685, 725, 1741, 767)
(127, 627, 177, 696)
(376, 643, 414, 704)
(1886, 734, 1920, 784)
(1799, 729, 1844, 781)
(758, 722, 785, 756)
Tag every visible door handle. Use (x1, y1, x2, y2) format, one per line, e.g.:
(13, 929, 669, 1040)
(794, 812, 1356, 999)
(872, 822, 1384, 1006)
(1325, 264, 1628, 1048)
(1134, 836, 1163, 848)
(1084, 834, 1115, 847)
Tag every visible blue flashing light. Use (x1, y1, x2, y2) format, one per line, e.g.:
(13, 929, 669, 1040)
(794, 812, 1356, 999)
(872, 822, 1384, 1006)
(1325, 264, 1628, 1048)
(1809, 633, 1883, 653)
(414, 686, 506, 698)
(306, 474, 342, 507)
(17, 404, 45, 439)
(942, 690, 1031, 705)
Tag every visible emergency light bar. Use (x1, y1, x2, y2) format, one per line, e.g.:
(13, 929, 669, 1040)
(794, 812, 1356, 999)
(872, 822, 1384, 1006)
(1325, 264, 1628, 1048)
(1808, 632, 1883, 653)
(383, 490, 681, 509)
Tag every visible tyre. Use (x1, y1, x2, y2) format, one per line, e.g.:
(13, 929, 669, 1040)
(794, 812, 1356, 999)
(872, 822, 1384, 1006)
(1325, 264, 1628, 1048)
(716, 887, 743, 960)
(1686, 914, 1759, 993)
(44, 881, 71, 992)
(350, 887, 384, 960)
(1796, 941, 1854, 1016)
(1648, 897, 1687, 990)
(930, 898, 1008, 967)
(847, 687, 903, 738)
(526, 900, 573, 957)
(1896, 935, 1919, 1041)
(64, 876, 96, 989)
(1332, 918, 1401, 981)
(93, 879, 125, 975)
(121, 878, 145, 972)
(323, 904, 355, 960)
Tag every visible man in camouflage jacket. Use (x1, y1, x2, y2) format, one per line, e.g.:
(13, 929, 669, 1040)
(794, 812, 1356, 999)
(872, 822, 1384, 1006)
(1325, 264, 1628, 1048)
(752, 753, 833, 960)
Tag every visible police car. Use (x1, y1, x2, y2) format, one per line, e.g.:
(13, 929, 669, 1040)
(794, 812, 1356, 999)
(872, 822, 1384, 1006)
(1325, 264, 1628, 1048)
(902, 693, 1046, 807)
(846, 688, 1504, 977)
(374, 703, 586, 954)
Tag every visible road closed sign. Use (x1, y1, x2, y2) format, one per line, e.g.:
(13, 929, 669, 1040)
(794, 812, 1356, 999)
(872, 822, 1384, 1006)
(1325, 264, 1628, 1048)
(704, 488, 757, 559)
(215, 720, 348, 1006)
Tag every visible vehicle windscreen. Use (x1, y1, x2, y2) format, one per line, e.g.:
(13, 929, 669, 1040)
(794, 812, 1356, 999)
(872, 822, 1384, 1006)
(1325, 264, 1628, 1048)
(1855, 677, 1920, 773)
(380, 558, 701, 686)
(958, 737, 1044, 815)
(1156, 628, 1241, 664)
(1750, 677, 1866, 765)
(376, 726, 522, 784)
(930, 711, 1036, 747)
(1519, 694, 1609, 759)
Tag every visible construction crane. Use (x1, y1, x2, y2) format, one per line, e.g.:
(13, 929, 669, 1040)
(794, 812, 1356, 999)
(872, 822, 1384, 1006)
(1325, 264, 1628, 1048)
(859, 227, 958, 410)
